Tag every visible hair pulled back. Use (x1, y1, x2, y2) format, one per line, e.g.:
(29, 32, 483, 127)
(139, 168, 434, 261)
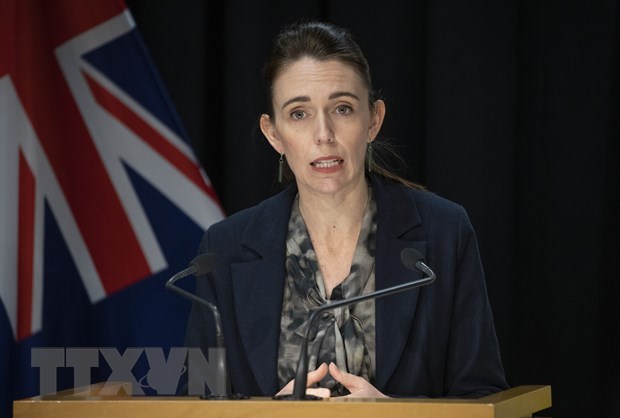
(263, 20, 422, 189)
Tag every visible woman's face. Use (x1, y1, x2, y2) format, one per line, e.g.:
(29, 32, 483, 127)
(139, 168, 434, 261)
(260, 58, 385, 198)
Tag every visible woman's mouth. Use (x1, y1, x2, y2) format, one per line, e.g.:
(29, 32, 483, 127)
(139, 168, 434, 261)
(310, 159, 343, 168)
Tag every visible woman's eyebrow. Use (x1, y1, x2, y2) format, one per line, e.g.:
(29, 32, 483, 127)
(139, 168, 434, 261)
(281, 91, 360, 110)
(328, 91, 360, 101)
(281, 96, 310, 109)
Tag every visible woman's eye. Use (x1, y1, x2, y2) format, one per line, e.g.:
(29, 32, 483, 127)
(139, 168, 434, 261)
(290, 110, 306, 120)
(335, 105, 352, 115)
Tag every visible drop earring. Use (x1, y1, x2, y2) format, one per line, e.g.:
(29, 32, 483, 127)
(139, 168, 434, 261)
(366, 142, 373, 173)
(278, 153, 284, 183)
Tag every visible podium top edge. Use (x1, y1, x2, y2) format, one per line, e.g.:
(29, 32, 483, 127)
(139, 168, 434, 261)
(16, 385, 551, 405)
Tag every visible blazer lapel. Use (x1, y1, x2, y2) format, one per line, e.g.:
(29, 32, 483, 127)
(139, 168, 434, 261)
(371, 177, 428, 390)
(226, 179, 428, 393)
(230, 186, 296, 395)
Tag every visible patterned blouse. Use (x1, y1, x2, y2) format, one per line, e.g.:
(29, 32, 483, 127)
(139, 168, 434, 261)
(277, 188, 378, 395)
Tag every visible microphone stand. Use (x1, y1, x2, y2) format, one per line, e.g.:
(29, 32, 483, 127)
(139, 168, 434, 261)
(166, 254, 245, 399)
(274, 251, 436, 400)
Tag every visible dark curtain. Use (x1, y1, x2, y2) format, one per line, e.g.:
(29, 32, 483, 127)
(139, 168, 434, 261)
(126, 1, 619, 416)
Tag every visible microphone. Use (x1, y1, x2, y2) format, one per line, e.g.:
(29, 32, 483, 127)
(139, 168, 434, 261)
(166, 253, 223, 347)
(274, 247, 436, 400)
(166, 253, 235, 399)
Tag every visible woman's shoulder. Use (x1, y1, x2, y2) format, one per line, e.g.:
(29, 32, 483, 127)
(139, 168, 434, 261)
(409, 186, 465, 213)
(203, 185, 296, 241)
(374, 175, 468, 223)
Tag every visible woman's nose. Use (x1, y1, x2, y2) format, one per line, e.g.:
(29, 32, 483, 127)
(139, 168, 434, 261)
(314, 113, 334, 144)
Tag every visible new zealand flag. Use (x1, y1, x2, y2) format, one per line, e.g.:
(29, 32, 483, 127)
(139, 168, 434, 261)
(0, 1, 223, 415)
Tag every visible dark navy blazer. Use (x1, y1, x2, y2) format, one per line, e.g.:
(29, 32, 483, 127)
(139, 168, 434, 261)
(185, 175, 508, 398)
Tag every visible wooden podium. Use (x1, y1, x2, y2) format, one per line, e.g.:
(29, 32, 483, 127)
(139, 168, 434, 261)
(14, 383, 551, 418)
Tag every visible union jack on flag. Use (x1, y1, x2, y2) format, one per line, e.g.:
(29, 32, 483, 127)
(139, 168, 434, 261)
(0, 0, 223, 414)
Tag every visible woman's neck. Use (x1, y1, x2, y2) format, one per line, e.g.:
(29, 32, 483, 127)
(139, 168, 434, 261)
(297, 180, 369, 243)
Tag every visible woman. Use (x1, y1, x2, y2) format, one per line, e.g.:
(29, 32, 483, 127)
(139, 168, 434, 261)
(186, 20, 508, 398)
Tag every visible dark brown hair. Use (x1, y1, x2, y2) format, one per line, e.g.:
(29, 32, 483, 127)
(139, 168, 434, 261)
(263, 21, 374, 117)
(263, 20, 423, 189)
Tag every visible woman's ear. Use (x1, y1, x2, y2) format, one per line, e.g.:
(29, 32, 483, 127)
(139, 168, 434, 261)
(369, 100, 386, 140)
(260, 114, 282, 153)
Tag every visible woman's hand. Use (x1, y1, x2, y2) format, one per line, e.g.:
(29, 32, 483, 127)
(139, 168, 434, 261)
(329, 362, 389, 398)
(275, 362, 331, 398)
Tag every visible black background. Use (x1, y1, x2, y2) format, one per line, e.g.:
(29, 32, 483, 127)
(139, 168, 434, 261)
(126, 1, 619, 416)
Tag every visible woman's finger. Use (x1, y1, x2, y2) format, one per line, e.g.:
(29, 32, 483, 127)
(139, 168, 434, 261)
(306, 362, 329, 386)
(274, 363, 330, 397)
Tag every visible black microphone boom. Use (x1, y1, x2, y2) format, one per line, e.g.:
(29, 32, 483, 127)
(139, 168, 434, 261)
(274, 247, 436, 400)
(166, 253, 234, 399)
(166, 253, 223, 347)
